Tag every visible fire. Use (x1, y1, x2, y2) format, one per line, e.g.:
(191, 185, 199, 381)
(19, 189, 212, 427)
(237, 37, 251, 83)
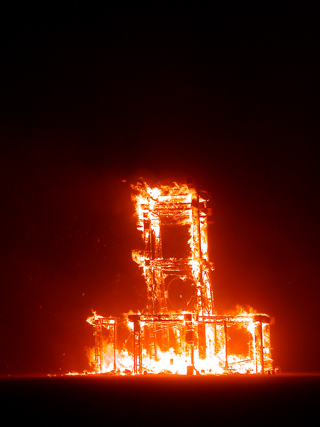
(86, 179, 275, 375)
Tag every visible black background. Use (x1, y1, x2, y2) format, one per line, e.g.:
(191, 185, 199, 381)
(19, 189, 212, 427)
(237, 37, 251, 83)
(0, 4, 319, 375)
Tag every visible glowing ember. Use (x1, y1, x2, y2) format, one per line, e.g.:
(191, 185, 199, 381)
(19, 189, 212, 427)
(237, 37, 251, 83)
(86, 179, 275, 375)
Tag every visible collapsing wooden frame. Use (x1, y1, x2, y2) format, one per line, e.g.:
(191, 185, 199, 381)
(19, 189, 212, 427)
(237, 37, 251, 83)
(87, 179, 274, 374)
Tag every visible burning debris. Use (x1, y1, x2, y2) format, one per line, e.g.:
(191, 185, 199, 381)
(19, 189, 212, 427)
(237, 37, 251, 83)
(86, 179, 274, 375)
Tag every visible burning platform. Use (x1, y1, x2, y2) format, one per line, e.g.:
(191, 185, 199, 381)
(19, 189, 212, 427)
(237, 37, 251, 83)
(86, 179, 274, 375)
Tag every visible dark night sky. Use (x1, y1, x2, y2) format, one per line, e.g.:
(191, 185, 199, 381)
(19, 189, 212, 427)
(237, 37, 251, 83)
(0, 4, 319, 375)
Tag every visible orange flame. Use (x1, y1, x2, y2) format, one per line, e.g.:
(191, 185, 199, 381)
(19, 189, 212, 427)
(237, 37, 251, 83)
(85, 180, 275, 375)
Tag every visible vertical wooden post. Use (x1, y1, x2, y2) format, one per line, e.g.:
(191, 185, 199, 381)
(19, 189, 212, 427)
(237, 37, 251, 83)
(198, 322, 206, 359)
(113, 322, 117, 372)
(214, 323, 217, 355)
(224, 320, 228, 371)
(259, 321, 264, 374)
(132, 316, 141, 374)
(94, 320, 102, 374)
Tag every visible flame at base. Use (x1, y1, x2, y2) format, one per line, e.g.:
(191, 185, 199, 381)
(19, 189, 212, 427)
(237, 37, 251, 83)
(86, 308, 274, 375)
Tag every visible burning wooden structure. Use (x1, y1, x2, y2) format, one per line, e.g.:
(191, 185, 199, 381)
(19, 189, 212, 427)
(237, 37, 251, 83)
(87, 179, 274, 375)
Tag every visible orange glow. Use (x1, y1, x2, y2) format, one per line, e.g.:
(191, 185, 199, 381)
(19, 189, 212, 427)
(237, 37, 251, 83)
(86, 179, 275, 375)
